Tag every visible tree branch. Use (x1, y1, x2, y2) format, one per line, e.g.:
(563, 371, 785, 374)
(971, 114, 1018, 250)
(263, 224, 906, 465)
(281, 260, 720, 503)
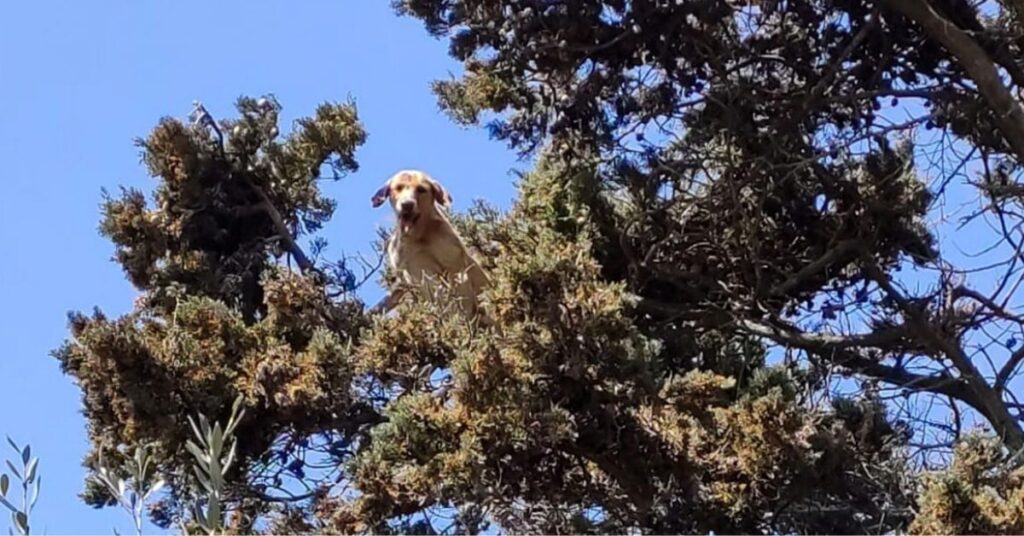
(997, 347, 1024, 390)
(190, 100, 317, 274)
(251, 489, 317, 503)
(633, 293, 1023, 447)
(734, 318, 973, 400)
(734, 317, 905, 349)
(241, 174, 316, 273)
(768, 239, 864, 298)
(942, 1, 1024, 89)
(805, 10, 878, 108)
(883, 0, 1024, 164)
(863, 263, 1024, 450)
(952, 284, 1024, 324)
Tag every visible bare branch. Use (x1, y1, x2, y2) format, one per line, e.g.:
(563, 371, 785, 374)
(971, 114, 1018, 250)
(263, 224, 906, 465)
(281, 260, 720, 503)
(190, 100, 317, 274)
(734, 317, 907, 350)
(863, 263, 1024, 449)
(241, 174, 316, 273)
(952, 285, 1022, 324)
(997, 347, 1024, 390)
(734, 318, 973, 400)
(883, 0, 1024, 164)
(768, 239, 864, 298)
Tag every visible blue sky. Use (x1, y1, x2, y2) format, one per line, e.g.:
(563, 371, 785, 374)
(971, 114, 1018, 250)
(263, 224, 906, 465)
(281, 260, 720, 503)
(1, 1, 1021, 534)
(0, 2, 520, 532)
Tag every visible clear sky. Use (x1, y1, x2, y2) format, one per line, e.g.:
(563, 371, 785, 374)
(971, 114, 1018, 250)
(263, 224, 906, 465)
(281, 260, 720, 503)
(0, 1, 520, 533)
(1, 2, 1021, 534)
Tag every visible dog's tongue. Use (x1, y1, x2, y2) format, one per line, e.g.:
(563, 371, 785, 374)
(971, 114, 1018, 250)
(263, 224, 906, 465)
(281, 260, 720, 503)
(400, 212, 415, 231)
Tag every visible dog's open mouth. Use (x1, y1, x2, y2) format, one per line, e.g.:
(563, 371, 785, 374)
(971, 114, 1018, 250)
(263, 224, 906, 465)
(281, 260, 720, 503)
(399, 210, 419, 229)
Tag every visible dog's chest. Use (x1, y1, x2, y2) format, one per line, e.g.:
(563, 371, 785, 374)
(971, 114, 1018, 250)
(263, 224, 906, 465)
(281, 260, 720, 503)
(388, 232, 465, 280)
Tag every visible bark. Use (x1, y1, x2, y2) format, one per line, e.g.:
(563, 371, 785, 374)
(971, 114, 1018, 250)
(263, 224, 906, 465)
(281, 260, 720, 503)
(884, 0, 1024, 164)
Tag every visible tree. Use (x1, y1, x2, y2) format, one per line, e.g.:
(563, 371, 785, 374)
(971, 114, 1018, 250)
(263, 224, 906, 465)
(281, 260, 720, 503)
(54, 0, 1024, 533)
(397, 0, 1024, 457)
(54, 97, 375, 531)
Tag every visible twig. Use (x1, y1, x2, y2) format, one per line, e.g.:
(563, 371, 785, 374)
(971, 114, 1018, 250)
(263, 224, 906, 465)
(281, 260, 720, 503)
(864, 262, 1024, 450)
(768, 239, 864, 298)
(190, 100, 317, 275)
(883, 0, 1024, 164)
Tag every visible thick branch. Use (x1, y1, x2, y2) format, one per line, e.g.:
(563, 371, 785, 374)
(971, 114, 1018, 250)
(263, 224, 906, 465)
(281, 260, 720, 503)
(948, 1, 1024, 88)
(243, 175, 315, 273)
(736, 318, 973, 401)
(883, 0, 1024, 164)
(864, 263, 1024, 450)
(191, 100, 316, 274)
(768, 239, 864, 298)
(634, 295, 1023, 447)
(735, 317, 906, 350)
(251, 489, 317, 503)
(998, 347, 1024, 390)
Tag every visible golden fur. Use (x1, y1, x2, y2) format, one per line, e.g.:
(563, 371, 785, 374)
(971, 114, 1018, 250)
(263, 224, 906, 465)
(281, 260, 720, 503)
(371, 169, 490, 316)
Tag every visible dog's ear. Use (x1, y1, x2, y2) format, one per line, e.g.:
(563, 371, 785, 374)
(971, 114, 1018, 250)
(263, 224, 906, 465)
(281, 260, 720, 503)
(428, 178, 453, 207)
(371, 181, 391, 208)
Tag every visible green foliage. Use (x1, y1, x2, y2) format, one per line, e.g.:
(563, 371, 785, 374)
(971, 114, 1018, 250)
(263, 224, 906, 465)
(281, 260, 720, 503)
(910, 435, 1024, 535)
(0, 438, 40, 535)
(184, 396, 246, 535)
(55, 98, 920, 532)
(320, 166, 917, 534)
(90, 443, 165, 536)
(53, 96, 372, 530)
(51, 0, 1024, 533)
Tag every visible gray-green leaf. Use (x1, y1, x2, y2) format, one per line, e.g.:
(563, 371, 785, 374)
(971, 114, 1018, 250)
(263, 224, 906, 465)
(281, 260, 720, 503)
(28, 477, 39, 511)
(145, 479, 165, 499)
(193, 467, 213, 494)
(198, 415, 211, 442)
(4, 462, 19, 481)
(0, 495, 17, 514)
(187, 417, 204, 447)
(12, 511, 27, 534)
(210, 423, 224, 456)
(207, 495, 222, 531)
(24, 459, 37, 485)
(222, 442, 237, 476)
(194, 505, 208, 529)
(185, 442, 210, 468)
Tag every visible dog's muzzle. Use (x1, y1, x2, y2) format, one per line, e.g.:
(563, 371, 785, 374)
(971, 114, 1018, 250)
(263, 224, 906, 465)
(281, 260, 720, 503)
(399, 201, 416, 219)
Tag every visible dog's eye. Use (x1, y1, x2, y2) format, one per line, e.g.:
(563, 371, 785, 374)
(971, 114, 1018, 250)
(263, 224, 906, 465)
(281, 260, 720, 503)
(416, 185, 428, 194)
(395, 184, 406, 192)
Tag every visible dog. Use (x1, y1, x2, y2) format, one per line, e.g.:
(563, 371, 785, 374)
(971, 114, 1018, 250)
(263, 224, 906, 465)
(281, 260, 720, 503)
(370, 169, 490, 318)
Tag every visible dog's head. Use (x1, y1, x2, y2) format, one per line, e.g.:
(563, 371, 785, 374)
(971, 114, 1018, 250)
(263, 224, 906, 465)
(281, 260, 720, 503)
(371, 170, 452, 230)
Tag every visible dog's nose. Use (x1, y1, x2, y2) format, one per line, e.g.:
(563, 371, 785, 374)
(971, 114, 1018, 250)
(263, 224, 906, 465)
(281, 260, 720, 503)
(400, 200, 415, 213)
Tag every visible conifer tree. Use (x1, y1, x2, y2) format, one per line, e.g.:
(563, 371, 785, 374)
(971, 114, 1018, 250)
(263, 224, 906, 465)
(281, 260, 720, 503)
(54, 1, 1024, 533)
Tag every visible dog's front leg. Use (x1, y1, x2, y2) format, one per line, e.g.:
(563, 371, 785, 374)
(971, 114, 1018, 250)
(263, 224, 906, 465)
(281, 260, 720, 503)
(367, 286, 406, 316)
